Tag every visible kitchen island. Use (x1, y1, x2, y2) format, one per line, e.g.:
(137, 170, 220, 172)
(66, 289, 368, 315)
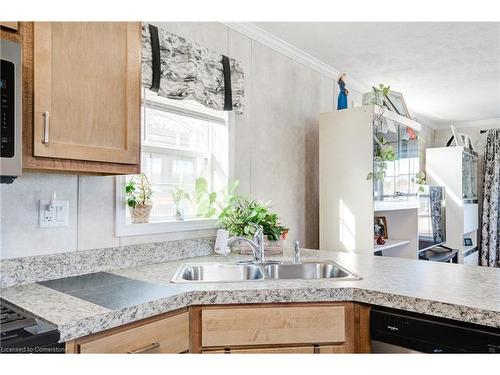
(1, 249, 499, 352)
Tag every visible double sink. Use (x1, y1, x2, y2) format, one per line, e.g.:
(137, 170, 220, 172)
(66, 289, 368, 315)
(171, 261, 361, 283)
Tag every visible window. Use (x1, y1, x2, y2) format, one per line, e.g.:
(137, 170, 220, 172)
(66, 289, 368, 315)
(117, 90, 229, 235)
(382, 156, 420, 198)
(374, 122, 420, 200)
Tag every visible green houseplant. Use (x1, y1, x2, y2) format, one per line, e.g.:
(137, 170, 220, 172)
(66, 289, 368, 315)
(362, 84, 391, 106)
(367, 136, 397, 181)
(125, 173, 153, 223)
(195, 177, 239, 218)
(367, 136, 397, 201)
(218, 195, 289, 255)
(415, 170, 427, 193)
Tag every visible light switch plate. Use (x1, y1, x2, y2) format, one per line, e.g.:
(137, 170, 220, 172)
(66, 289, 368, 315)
(39, 200, 69, 228)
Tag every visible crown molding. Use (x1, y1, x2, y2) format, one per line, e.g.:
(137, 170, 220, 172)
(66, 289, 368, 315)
(222, 22, 370, 94)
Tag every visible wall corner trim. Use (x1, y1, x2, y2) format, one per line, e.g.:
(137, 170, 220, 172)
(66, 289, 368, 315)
(222, 22, 369, 94)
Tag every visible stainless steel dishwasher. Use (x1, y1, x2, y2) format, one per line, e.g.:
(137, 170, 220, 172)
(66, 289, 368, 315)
(370, 307, 500, 353)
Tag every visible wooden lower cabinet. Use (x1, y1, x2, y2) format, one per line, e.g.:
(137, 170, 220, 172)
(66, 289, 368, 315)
(65, 303, 371, 354)
(66, 309, 189, 354)
(200, 304, 345, 347)
(191, 302, 370, 354)
(0, 22, 19, 31)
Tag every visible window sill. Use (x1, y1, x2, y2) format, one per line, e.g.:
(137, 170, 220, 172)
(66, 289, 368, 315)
(116, 217, 219, 237)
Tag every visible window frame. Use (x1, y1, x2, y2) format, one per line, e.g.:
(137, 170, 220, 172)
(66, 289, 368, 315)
(115, 93, 234, 237)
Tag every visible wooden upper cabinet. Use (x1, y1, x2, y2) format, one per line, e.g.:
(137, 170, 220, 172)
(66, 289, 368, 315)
(33, 22, 141, 166)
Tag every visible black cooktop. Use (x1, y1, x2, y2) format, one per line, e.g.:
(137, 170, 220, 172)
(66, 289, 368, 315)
(0, 301, 63, 354)
(38, 272, 177, 310)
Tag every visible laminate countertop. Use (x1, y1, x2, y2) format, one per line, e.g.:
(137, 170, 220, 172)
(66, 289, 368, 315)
(1, 250, 499, 342)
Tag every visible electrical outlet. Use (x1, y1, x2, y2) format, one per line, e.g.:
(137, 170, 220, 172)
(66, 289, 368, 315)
(39, 200, 69, 228)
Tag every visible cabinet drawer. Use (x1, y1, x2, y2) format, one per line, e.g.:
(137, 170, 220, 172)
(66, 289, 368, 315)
(78, 311, 189, 353)
(201, 305, 345, 347)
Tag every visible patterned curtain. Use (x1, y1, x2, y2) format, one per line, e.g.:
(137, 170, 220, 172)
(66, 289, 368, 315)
(480, 129, 500, 267)
(141, 23, 245, 113)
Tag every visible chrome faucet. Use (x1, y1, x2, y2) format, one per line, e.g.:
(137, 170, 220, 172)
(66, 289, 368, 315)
(227, 224, 265, 264)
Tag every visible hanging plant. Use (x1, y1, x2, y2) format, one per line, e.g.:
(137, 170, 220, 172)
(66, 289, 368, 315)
(363, 84, 391, 106)
(415, 170, 427, 193)
(366, 136, 397, 182)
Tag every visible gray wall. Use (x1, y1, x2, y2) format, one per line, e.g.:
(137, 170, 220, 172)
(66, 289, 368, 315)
(418, 120, 436, 171)
(1, 22, 343, 259)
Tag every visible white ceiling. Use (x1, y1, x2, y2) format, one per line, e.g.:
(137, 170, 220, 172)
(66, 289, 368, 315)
(254, 22, 500, 128)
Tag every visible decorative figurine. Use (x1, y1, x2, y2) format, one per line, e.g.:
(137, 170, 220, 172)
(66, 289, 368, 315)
(337, 73, 348, 110)
(376, 235, 386, 246)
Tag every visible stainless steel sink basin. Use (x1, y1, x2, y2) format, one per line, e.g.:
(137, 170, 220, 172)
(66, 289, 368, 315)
(171, 261, 360, 283)
(264, 262, 359, 280)
(171, 263, 264, 283)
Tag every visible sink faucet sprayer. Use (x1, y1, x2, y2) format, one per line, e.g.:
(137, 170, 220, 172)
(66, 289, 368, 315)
(294, 240, 301, 264)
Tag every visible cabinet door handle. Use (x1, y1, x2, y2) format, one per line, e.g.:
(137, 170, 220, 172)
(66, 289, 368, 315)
(42, 111, 50, 144)
(127, 341, 160, 354)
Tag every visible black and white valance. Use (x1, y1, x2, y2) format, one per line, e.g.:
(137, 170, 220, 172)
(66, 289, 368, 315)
(141, 23, 245, 114)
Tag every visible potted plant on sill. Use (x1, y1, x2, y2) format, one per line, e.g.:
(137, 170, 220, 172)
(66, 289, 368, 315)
(172, 186, 190, 220)
(218, 195, 289, 255)
(125, 173, 153, 224)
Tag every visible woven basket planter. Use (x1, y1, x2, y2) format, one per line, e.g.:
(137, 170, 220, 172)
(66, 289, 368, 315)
(232, 237, 283, 256)
(129, 204, 153, 224)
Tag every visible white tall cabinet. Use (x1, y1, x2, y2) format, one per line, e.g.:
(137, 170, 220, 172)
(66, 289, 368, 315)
(426, 146, 479, 264)
(319, 105, 422, 257)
